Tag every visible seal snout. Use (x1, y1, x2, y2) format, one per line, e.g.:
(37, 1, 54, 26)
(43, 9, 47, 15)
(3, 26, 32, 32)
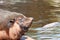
(29, 17, 34, 21)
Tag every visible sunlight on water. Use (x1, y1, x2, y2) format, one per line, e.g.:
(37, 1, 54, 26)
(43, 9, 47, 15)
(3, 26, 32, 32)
(27, 26, 60, 40)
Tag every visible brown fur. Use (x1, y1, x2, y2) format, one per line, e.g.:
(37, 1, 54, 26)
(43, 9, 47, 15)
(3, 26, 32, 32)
(0, 9, 25, 30)
(0, 9, 33, 40)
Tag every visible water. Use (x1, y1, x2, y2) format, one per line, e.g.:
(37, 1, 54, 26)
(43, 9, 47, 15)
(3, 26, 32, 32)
(26, 26, 60, 40)
(27, 22, 60, 40)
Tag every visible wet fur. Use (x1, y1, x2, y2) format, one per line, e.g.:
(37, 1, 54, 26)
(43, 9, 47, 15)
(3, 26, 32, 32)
(0, 9, 25, 30)
(0, 9, 33, 40)
(0, 9, 25, 40)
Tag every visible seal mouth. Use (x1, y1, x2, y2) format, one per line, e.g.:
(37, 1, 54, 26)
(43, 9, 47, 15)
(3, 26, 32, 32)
(20, 25, 29, 32)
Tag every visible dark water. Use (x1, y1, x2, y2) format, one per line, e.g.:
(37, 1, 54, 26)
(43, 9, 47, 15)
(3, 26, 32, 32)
(0, 0, 60, 40)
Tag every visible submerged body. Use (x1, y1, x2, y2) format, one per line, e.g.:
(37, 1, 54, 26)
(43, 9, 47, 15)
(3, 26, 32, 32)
(0, 9, 33, 40)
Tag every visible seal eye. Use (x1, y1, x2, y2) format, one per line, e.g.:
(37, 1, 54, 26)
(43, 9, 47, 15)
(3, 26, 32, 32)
(10, 19, 15, 23)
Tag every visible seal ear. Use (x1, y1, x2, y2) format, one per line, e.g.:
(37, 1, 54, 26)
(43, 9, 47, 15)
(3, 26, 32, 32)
(9, 19, 15, 23)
